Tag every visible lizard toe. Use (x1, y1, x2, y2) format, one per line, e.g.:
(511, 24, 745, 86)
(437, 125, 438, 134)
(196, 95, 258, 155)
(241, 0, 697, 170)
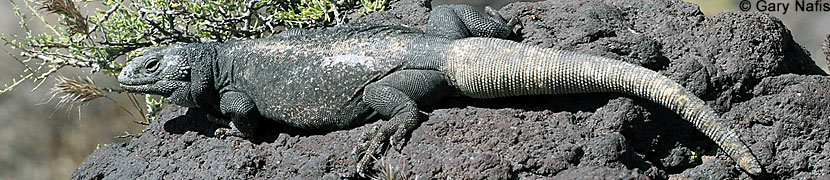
(506, 17, 521, 29)
(353, 121, 399, 176)
(484, 6, 507, 24)
(351, 123, 380, 160)
(214, 124, 252, 138)
(214, 127, 238, 138)
(389, 116, 419, 151)
(356, 150, 378, 177)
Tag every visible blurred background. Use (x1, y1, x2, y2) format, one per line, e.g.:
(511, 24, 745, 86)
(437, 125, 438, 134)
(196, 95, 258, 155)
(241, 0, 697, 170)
(0, 0, 827, 179)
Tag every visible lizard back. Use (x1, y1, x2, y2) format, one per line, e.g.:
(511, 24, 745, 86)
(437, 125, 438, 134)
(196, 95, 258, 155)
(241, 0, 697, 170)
(215, 24, 448, 129)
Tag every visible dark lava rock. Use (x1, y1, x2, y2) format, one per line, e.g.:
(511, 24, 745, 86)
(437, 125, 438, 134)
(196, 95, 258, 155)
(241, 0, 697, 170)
(72, 0, 830, 179)
(824, 34, 829, 71)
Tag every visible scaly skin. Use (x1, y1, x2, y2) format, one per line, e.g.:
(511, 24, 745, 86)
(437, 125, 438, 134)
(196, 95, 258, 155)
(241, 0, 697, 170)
(444, 38, 762, 175)
(117, 4, 762, 176)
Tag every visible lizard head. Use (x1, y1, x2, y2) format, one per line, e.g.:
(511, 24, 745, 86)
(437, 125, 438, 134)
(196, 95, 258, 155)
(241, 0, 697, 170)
(118, 44, 192, 100)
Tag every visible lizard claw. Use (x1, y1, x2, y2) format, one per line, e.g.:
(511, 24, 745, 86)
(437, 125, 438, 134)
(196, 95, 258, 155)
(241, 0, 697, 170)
(485, 5, 520, 29)
(351, 124, 380, 158)
(214, 122, 251, 138)
(352, 123, 382, 176)
(484, 6, 521, 36)
(484, 6, 506, 24)
(215, 127, 239, 138)
(389, 124, 410, 151)
(506, 17, 521, 29)
(351, 119, 413, 177)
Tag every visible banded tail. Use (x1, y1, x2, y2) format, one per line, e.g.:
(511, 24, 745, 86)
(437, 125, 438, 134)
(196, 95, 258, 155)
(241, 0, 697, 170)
(443, 38, 762, 175)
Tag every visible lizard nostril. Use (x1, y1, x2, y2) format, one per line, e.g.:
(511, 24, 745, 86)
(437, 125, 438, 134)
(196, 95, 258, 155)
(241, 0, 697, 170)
(117, 68, 132, 83)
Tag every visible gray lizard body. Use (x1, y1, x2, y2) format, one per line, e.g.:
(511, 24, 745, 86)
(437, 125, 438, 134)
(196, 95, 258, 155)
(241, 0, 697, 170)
(117, 4, 762, 176)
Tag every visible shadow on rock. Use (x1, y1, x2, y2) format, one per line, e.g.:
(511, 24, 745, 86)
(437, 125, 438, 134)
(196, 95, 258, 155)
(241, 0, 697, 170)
(163, 107, 337, 144)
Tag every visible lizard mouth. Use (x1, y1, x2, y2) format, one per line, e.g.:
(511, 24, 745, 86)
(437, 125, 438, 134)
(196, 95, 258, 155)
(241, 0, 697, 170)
(119, 84, 168, 96)
(118, 77, 161, 86)
(119, 80, 187, 97)
(118, 84, 150, 91)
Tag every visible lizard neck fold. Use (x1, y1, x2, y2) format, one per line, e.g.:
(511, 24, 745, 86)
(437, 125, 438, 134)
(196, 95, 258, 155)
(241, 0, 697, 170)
(179, 43, 219, 108)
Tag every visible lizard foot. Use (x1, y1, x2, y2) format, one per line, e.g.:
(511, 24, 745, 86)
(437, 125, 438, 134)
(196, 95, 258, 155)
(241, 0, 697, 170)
(484, 6, 521, 30)
(215, 127, 245, 138)
(351, 119, 413, 177)
(214, 122, 252, 138)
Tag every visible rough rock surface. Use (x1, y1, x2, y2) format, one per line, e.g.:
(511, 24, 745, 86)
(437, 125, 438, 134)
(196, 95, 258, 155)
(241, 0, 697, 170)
(73, 0, 830, 179)
(824, 34, 829, 71)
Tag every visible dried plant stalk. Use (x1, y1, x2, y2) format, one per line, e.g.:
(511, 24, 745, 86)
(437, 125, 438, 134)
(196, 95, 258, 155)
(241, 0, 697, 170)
(370, 157, 417, 180)
(45, 76, 146, 123)
(47, 76, 105, 108)
(36, 0, 89, 34)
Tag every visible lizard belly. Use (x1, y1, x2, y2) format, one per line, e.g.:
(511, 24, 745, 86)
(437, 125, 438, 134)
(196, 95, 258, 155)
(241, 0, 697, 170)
(242, 53, 397, 130)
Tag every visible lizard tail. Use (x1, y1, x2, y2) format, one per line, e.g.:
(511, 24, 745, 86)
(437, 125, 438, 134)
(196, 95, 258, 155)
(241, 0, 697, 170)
(443, 38, 762, 175)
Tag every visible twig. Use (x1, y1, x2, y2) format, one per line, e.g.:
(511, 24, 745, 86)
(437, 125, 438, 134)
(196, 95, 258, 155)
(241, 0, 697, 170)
(115, 131, 136, 138)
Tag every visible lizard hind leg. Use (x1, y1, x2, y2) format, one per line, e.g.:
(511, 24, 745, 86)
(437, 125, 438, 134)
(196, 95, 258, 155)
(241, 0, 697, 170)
(352, 70, 451, 176)
(426, 4, 519, 39)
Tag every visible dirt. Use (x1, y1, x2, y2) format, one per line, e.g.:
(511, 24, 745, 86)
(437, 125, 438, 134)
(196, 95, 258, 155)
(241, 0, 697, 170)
(72, 0, 830, 179)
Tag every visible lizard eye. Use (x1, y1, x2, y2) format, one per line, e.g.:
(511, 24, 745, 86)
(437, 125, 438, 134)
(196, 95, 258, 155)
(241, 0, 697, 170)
(144, 58, 160, 72)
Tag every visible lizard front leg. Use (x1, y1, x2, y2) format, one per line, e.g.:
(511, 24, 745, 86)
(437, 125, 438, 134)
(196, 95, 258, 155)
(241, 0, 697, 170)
(214, 91, 260, 138)
(352, 70, 452, 176)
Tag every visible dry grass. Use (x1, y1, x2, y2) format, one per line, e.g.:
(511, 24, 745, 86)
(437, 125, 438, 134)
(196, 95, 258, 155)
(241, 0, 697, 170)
(46, 76, 105, 107)
(370, 157, 418, 180)
(36, 0, 89, 34)
(44, 76, 145, 123)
